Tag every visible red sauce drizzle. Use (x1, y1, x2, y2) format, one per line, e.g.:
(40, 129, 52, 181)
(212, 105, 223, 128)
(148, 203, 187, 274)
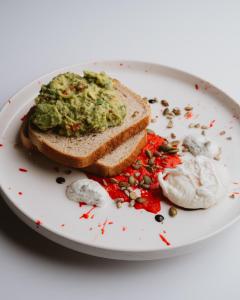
(89, 133, 181, 214)
(19, 168, 28, 172)
(185, 111, 193, 119)
(159, 233, 171, 246)
(79, 202, 86, 207)
(101, 218, 108, 235)
(209, 120, 216, 128)
(195, 84, 199, 90)
(80, 205, 96, 219)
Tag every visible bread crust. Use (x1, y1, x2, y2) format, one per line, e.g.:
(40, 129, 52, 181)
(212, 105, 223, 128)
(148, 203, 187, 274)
(24, 79, 151, 168)
(83, 130, 147, 177)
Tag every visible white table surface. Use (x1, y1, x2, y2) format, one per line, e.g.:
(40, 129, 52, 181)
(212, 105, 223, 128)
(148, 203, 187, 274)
(1, 0, 240, 299)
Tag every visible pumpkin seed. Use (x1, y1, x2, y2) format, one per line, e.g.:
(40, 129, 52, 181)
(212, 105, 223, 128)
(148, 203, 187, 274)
(145, 149, 152, 158)
(167, 120, 173, 128)
(132, 164, 141, 170)
(118, 181, 129, 188)
(168, 148, 179, 154)
(143, 175, 152, 185)
(201, 125, 208, 129)
(129, 200, 135, 207)
(184, 105, 193, 111)
(129, 176, 136, 185)
(136, 197, 146, 203)
(161, 99, 169, 107)
(188, 123, 195, 128)
(145, 165, 153, 172)
(148, 157, 156, 165)
(158, 144, 172, 152)
(129, 192, 137, 200)
(163, 108, 170, 116)
(110, 178, 118, 184)
(172, 107, 181, 116)
(153, 151, 161, 157)
(135, 172, 141, 177)
(169, 206, 177, 217)
(194, 123, 200, 128)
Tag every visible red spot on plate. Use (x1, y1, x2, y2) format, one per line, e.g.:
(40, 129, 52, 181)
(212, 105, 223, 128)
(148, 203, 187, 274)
(18, 192, 23, 196)
(195, 84, 199, 90)
(209, 120, 216, 128)
(159, 233, 171, 246)
(35, 220, 42, 228)
(19, 168, 28, 172)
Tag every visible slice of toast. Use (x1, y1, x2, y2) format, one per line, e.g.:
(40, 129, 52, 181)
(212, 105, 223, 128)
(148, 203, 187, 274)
(28, 79, 150, 168)
(83, 130, 147, 177)
(20, 120, 147, 176)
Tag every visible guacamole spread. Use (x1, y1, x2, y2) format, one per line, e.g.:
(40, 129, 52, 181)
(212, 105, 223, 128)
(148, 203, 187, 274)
(31, 71, 126, 136)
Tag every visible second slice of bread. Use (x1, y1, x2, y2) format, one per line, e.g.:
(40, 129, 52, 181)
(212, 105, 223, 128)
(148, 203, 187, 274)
(28, 79, 150, 168)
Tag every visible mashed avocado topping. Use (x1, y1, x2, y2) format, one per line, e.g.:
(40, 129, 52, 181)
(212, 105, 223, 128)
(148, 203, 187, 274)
(31, 71, 126, 136)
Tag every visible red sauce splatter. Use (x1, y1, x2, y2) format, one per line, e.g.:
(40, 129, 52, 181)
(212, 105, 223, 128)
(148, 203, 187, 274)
(21, 115, 28, 122)
(35, 220, 42, 228)
(18, 192, 23, 196)
(19, 168, 28, 172)
(101, 218, 108, 235)
(108, 221, 113, 225)
(0, 144, 3, 147)
(79, 202, 86, 207)
(159, 233, 171, 246)
(122, 226, 127, 232)
(209, 120, 216, 128)
(195, 84, 199, 90)
(89, 133, 181, 214)
(80, 205, 96, 219)
(185, 111, 193, 119)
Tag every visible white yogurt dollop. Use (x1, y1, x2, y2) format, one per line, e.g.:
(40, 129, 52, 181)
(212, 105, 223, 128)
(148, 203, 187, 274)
(183, 135, 221, 159)
(66, 178, 111, 207)
(158, 155, 230, 209)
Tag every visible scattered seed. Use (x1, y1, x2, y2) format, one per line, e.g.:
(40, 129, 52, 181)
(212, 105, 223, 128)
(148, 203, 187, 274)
(116, 201, 122, 208)
(169, 206, 178, 217)
(155, 214, 164, 222)
(201, 125, 208, 129)
(151, 118, 156, 123)
(148, 98, 157, 104)
(110, 178, 118, 184)
(143, 175, 152, 185)
(129, 192, 137, 200)
(136, 197, 146, 203)
(170, 133, 176, 139)
(153, 151, 161, 157)
(189, 123, 195, 128)
(172, 107, 181, 116)
(201, 130, 206, 136)
(131, 111, 139, 118)
(230, 194, 235, 199)
(168, 148, 179, 154)
(226, 136, 232, 140)
(148, 157, 156, 165)
(166, 115, 173, 120)
(129, 176, 136, 185)
(170, 140, 180, 146)
(214, 154, 221, 161)
(145, 165, 153, 172)
(118, 181, 129, 188)
(132, 164, 141, 170)
(129, 200, 135, 207)
(219, 130, 226, 136)
(184, 105, 193, 111)
(145, 149, 153, 158)
(141, 183, 150, 189)
(167, 120, 173, 128)
(163, 108, 170, 116)
(158, 144, 172, 152)
(161, 99, 169, 107)
(102, 179, 108, 186)
(194, 123, 200, 128)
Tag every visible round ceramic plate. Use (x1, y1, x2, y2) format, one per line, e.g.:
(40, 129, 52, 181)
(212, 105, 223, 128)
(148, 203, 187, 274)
(0, 61, 240, 260)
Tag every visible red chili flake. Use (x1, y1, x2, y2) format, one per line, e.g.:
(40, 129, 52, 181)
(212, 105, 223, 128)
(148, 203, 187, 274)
(195, 84, 199, 90)
(122, 226, 127, 232)
(79, 206, 96, 219)
(79, 202, 86, 207)
(159, 233, 171, 246)
(19, 168, 28, 172)
(20, 115, 28, 122)
(35, 219, 42, 228)
(0, 144, 3, 147)
(108, 221, 113, 225)
(209, 120, 216, 128)
(18, 192, 23, 196)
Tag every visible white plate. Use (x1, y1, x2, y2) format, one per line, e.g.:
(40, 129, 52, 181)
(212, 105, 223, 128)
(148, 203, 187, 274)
(0, 60, 240, 260)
